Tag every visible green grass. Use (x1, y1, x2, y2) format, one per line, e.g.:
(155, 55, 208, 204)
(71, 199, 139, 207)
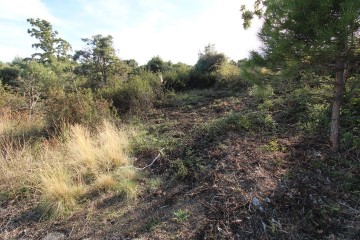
(173, 209, 190, 223)
(198, 110, 277, 140)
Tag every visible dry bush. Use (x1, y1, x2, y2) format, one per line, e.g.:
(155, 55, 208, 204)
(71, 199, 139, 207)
(45, 89, 113, 132)
(0, 107, 44, 140)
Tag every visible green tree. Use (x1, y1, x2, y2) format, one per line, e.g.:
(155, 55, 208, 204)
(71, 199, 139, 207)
(146, 56, 167, 73)
(242, 0, 360, 152)
(27, 18, 72, 63)
(195, 44, 226, 74)
(73, 35, 119, 89)
(123, 59, 139, 75)
(190, 44, 227, 88)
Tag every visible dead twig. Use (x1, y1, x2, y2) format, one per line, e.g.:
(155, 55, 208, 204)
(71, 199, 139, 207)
(135, 148, 165, 170)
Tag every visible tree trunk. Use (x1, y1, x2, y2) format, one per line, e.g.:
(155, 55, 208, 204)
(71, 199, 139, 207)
(330, 60, 345, 152)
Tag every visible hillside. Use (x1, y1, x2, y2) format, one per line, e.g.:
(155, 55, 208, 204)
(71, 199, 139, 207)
(1, 89, 358, 240)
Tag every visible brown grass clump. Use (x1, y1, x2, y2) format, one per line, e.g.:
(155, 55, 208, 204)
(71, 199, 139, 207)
(93, 174, 118, 192)
(96, 121, 130, 168)
(0, 145, 35, 196)
(38, 165, 85, 218)
(0, 120, 138, 218)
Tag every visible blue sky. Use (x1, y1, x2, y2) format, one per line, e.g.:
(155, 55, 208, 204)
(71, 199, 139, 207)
(0, 0, 262, 65)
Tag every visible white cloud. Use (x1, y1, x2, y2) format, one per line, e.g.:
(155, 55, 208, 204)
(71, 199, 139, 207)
(0, 0, 262, 64)
(0, 0, 60, 23)
(0, 0, 62, 62)
(111, 0, 262, 64)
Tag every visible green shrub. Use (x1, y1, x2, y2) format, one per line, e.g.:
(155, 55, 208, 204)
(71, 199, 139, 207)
(171, 158, 189, 178)
(0, 66, 20, 86)
(45, 89, 113, 131)
(200, 111, 276, 140)
(188, 69, 217, 89)
(188, 44, 227, 89)
(249, 84, 274, 101)
(215, 62, 243, 89)
(20, 60, 64, 96)
(273, 86, 330, 125)
(100, 70, 162, 114)
(162, 64, 191, 91)
(301, 103, 329, 132)
(173, 209, 190, 223)
(258, 99, 274, 111)
(340, 131, 360, 151)
(0, 83, 27, 111)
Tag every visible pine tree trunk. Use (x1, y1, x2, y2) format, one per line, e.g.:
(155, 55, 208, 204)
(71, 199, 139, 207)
(330, 60, 345, 152)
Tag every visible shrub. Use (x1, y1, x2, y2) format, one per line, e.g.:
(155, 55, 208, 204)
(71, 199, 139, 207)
(20, 60, 64, 96)
(340, 131, 360, 151)
(201, 111, 276, 139)
(162, 64, 191, 91)
(0, 83, 27, 112)
(188, 69, 217, 89)
(340, 75, 360, 150)
(215, 62, 242, 89)
(272, 84, 331, 134)
(0, 66, 20, 86)
(100, 70, 162, 114)
(173, 209, 190, 223)
(188, 44, 227, 89)
(248, 84, 274, 101)
(45, 89, 113, 132)
(171, 159, 188, 178)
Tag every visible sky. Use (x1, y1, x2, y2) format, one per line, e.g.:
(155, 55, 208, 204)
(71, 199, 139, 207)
(0, 0, 263, 65)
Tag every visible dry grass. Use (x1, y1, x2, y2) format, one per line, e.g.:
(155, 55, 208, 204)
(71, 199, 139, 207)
(93, 174, 118, 192)
(66, 121, 130, 175)
(0, 145, 35, 196)
(38, 165, 85, 218)
(0, 107, 44, 138)
(0, 119, 138, 218)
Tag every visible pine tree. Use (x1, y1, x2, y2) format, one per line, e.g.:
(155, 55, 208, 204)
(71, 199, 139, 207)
(27, 18, 72, 63)
(73, 35, 119, 88)
(242, 0, 360, 152)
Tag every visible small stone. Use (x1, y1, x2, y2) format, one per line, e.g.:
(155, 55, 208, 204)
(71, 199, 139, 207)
(42, 232, 66, 240)
(252, 197, 264, 212)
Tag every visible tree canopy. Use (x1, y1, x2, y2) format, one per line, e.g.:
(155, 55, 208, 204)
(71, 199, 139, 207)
(27, 18, 72, 63)
(73, 34, 120, 88)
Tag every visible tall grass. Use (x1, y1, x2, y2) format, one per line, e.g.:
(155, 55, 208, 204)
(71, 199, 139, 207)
(0, 107, 44, 138)
(0, 119, 138, 218)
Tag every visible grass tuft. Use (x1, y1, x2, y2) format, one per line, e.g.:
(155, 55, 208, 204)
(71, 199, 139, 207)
(0, 120, 139, 218)
(93, 174, 118, 192)
(38, 167, 85, 218)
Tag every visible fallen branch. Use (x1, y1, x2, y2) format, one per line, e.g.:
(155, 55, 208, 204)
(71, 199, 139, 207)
(135, 148, 165, 170)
